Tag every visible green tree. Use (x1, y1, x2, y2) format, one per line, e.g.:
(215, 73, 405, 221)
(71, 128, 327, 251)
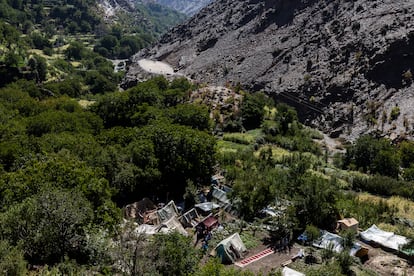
(241, 92, 268, 130)
(152, 232, 200, 276)
(167, 104, 211, 131)
(0, 189, 93, 264)
(344, 135, 400, 177)
(0, 240, 27, 275)
(295, 173, 338, 229)
(65, 41, 85, 60)
(399, 141, 414, 168)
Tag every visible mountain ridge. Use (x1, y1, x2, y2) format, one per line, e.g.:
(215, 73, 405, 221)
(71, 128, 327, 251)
(125, 0, 414, 141)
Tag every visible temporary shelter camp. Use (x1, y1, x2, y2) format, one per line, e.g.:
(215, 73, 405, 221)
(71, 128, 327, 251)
(214, 233, 247, 264)
(360, 224, 409, 251)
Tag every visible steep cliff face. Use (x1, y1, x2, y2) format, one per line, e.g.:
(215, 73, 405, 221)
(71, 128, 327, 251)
(125, 0, 414, 140)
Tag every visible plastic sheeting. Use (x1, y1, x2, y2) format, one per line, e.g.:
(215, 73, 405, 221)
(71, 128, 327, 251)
(215, 233, 247, 263)
(282, 267, 305, 276)
(157, 200, 179, 223)
(195, 202, 220, 212)
(360, 224, 409, 251)
(313, 231, 344, 253)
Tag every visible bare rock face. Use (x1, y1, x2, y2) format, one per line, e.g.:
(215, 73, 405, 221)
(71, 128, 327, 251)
(125, 0, 414, 140)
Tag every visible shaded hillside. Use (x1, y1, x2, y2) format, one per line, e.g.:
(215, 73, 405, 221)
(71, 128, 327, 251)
(125, 0, 414, 140)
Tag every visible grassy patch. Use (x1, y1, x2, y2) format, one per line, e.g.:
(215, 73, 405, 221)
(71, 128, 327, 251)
(223, 129, 263, 145)
(358, 193, 414, 222)
(254, 145, 291, 161)
(217, 140, 250, 153)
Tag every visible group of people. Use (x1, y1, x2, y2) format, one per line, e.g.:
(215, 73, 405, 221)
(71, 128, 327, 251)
(195, 224, 212, 251)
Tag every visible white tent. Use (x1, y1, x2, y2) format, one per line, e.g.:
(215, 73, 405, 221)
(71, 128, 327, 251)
(215, 233, 247, 264)
(312, 231, 344, 253)
(360, 224, 409, 251)
(282, 267, 305, 276)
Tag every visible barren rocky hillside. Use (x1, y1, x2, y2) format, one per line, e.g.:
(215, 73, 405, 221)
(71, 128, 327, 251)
(125, 0, 414, 140)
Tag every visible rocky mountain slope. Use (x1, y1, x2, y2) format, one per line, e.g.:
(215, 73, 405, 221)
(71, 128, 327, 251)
(141, 0, 213, 16)
(125, 0, 414, 140)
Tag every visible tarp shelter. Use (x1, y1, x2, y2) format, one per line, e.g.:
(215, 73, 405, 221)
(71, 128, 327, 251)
(157, 200, 179, 223)
(134, 224, 157, 235)
(212, 186, 231, 209)
(337, 218, 359, 232)
(179, 208, 200, 228)
(360, 224, 409, 251)
(134, 217, 188, 236)
(312, 231, 367, 257)
(215, 233, 247, 264)
(282, 267, 305, 276)
(195, 202, 220, 214)
(199, 215, 219, 231)
(313, 231, 344, 253)
(158, 216, 188, 236)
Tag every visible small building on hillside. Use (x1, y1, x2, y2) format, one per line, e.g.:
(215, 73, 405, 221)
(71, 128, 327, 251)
(337, 218, 359, 232)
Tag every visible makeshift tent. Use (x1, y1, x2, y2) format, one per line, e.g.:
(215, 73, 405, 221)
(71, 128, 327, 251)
(313, 231, 367, 257)
(360, 224, 409, 251)
(337, 218, 359, 232)
(199, 215, 219, 231)
(215, 233, 247, 264)
(313, 231, 344, 253)
(282, 267, 305, 276)
(158, 216, 188, 236)
(212, 186, 231, 209)
(157, 200, 179, 223)
(179, 208, 200, 228)
(134, 224, 157, 235)
(195, 202, 220, 214)
(134, 217, 188, 236)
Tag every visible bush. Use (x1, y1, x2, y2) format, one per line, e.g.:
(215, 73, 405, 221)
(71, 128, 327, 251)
(0, 241, 27, 275)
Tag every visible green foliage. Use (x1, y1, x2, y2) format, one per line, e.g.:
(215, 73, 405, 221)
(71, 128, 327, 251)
(262, 104, 321, 154)
(305, 225, 320, 243)
(152, 232, 200, 276)
(351, 174, 414, 200)
(0, 240, 27, 275)
(26, 110, 102, 137)
(0, 188, 94, 264)
(390, 106, 400, 121)
(241, 92, 269, 130)
(399, 141, 414, 168)
(194, 258, 255, 276)
(344, 135, 400, 178)
(336, 193, 395, 228)
(294, 172, 339, 229)
(305, 260, 345, 276)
